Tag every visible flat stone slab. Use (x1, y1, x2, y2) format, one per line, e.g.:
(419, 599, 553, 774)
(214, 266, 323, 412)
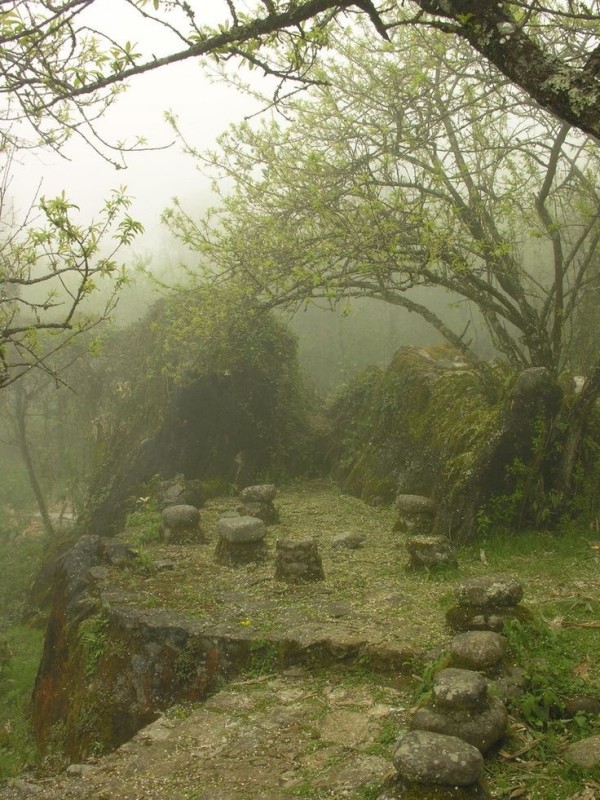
(217, 515, 266, 543)
(11, 673, 407, 799)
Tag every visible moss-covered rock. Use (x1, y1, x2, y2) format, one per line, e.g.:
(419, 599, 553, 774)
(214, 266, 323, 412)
(328, 347, 571, 541)
(327, 345, 500, 509)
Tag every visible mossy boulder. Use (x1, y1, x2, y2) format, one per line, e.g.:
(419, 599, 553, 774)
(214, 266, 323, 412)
(327, 346, 499, 508)
(328, 348, 565, 541)
(82, 292, 319, 536)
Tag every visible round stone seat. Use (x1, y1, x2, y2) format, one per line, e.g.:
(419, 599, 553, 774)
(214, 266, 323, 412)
(160, 505, 202, 544)
(275, 538, 324, 582)
(432, 668, 488, 711)
(217, 515, 266, 543)
(240, 484, 277, 503)
(449, 631, 506, 671)
(406, 535, 456, 569)
(393, 730, 484, 786)
(215, 516, 267, 566)
(394, 494, 436, 535)
(455, 575, 524, 608)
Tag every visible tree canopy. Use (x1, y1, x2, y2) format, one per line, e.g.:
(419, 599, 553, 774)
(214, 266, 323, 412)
(164, 24, 600, 376)
(1, 0, 600, 158)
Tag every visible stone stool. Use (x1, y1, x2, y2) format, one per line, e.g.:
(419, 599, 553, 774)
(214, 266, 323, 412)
(394, 494, 435, 534)
(215, 516, 267, 565)
(238, 484, 279, 523)
(393, 730, 484, 788)
(410, 667, 508, 754)
(275, 538, 324, 582)
(160, 505, 202, 544)
(446, 575, 527, 632)
(406, 535, 457, 569)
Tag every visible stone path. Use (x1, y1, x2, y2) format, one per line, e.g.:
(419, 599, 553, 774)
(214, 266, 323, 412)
(3, 669, 410, 800)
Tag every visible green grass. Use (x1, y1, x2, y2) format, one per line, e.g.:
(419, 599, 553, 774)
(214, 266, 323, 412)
(0, 535, 46, 626)
(0, 625, 44, 780)
(0, 533, 47, 780)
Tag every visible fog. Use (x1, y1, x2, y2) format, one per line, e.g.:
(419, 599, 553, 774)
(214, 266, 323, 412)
(10, 3, 268, 259)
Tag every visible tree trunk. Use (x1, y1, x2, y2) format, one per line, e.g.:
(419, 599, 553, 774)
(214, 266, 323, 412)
(556, 361, 600, 500)
(14, 385, 55, 537)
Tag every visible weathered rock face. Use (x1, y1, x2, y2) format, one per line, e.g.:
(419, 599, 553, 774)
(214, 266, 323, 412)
(435, 366, 563, 542)
(275, 538, 325, 582)
(393, 730, 484, 786)
(160, 505, 203, 544)
(327, 346, 492, 504)
(83, 305, 316, 537)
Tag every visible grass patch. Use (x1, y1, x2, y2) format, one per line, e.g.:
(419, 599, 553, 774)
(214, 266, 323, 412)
(0, 626, 44, 780)
(0, 533, 47, 780)
(0, 535, 46, 627)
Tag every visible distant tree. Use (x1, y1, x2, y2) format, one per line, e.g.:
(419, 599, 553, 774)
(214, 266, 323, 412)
(1, 1, 599, 159)
(163, 26, 600, 530)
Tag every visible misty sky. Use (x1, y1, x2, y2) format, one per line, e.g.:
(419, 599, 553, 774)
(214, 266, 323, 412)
(11, 1, 269, 264)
